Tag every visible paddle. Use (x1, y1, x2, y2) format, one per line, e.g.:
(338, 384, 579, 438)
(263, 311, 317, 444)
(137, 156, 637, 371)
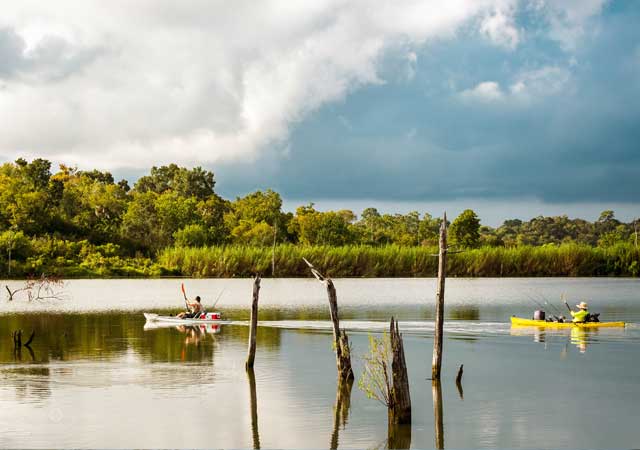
(181, 283, 189, 310)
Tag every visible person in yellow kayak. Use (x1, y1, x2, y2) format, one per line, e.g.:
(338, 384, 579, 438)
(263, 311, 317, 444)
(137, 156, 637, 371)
(570, 301, 590, 323)
(177, 296, 203, 319)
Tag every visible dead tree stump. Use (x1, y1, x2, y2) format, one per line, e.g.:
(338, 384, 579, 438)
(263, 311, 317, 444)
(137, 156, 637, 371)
(245, 274, 261, 370)
(304, 258, 353, 381)
(389, 317, 411, 425)
(432, 213, 447, 380)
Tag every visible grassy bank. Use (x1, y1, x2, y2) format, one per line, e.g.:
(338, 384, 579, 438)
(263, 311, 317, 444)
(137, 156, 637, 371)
(158, 243, 640, 278)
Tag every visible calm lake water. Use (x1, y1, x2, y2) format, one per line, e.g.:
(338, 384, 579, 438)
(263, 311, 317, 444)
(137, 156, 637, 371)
(1, 278, 639, 448)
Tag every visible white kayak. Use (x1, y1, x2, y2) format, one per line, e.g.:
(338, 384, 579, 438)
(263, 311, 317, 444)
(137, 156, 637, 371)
(143, 312, 232, 324)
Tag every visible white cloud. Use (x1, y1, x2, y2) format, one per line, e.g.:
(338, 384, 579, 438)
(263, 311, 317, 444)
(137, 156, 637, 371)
(460, 66, 571, 104)
(529, 0, 608, 50)
(0, 0, 604, 169)
(509, 66, 572, 98)
(480, 7, 520, 49)
(459, 81, 505, 102)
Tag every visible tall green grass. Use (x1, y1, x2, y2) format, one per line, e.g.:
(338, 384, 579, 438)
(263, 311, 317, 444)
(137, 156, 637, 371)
(158, 243, 640, 278)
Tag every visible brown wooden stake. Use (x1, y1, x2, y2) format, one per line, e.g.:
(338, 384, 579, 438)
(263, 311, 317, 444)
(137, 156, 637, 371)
(329, 376, 353, 450)
(432, 380, 444, 450)
(456, 364, 464, 400)
(247, 368, 260, 449)
(304, 258, 353, 381)
(245, 274, 261, 370)
(432, 212, 447, 381)
(389, 317, 411, 425)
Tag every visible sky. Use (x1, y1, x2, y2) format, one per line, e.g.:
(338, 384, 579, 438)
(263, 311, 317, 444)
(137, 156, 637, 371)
(0, 0, 639, 226)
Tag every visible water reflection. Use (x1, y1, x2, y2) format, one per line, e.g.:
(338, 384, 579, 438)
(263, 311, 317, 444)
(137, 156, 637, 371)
(247, 369, 261, 450)
(509, 325, 606, 354)
(0, 313, 283, 364)
(329, 377, 353, 450)
(432, 380, 443, 450)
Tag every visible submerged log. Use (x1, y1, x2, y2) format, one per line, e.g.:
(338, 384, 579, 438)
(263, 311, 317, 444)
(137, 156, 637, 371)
(389, 317, 411, 425)
(13, 329, 22, 349)
(245, 274, 261, 370)
(247, 368, 261, 449)
(304, 258, 353, 381)
(432, 212, 447, 380)
(329, 376, 353, 450)
(432, 380, 444, 449)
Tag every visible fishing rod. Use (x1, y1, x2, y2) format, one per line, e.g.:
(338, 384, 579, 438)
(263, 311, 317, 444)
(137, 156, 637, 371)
(524, 293, 564, 322)
(533, 292, 565, 316)
(211, 287, 226, 310)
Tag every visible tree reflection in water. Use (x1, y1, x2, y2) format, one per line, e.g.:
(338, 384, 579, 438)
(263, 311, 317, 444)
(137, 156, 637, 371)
(247, 368, 260, 450)
(330, 377, 353, 450)
(432, 380, 443, 450)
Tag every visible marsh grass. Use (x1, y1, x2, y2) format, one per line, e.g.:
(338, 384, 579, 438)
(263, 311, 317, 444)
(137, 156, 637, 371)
(158, 243, 640, 277)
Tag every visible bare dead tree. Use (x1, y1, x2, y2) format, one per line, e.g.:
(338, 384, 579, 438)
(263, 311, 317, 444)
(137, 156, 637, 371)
(5, 274, 67, 302)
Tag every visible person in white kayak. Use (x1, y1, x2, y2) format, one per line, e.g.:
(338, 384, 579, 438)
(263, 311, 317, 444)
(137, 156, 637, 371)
(177, 296, 203, 319)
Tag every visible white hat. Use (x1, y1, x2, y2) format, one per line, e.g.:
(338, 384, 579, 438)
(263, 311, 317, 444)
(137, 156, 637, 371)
(576, 301, 588, 309)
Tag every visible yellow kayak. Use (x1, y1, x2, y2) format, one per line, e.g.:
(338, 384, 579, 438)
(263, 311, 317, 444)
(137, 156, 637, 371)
(511, 316, 625, 328)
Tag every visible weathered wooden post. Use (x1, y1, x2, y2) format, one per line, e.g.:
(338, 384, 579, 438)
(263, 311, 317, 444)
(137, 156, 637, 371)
(432, 212, 447, 380)
(329, 377, 353, 450)
(432, 380, 444, 449)
(389, 317, 411, 425)
(245, 274, 261, 370)
(247, 368, 261, 449)
(303, 258, 353, 381)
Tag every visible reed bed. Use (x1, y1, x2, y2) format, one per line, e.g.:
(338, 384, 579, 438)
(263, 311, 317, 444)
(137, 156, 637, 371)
(158, 243, 640, 278)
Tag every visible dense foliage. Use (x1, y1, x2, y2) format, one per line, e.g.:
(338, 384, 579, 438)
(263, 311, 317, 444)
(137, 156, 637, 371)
(0, 158, 638, 277)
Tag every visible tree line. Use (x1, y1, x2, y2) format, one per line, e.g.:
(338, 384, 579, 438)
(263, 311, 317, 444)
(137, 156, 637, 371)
(0, 158, 638, 277)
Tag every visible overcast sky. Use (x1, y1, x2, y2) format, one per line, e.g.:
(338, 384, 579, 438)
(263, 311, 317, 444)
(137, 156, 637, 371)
(1, 1, 638, 225)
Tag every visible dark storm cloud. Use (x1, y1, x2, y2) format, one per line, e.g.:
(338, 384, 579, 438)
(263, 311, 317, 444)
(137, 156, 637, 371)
(215, 2, 640, 204)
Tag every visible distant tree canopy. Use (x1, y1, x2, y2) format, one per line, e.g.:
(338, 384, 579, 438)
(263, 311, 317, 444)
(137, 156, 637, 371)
(0, 157, 638, 274)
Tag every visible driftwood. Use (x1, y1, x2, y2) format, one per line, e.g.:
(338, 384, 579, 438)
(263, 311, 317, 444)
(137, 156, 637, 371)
(245, 274, 261, 370)
(329, 376, 353, 450)
(13, 330, 22, 349)
(432, 213, 447, 380)
(389, 317, 411, 425)
(247, 368, 261, 449)
(432, 380, 444, 449)
(303, 258, 353, 381)
(5, 275, 67, 302)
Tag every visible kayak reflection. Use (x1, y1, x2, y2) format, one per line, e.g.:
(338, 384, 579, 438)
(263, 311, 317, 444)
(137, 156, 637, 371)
(510, 325, 600, 354)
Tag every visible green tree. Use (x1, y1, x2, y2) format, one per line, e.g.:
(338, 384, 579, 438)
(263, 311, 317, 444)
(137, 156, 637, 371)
(450, 209, 481, 248)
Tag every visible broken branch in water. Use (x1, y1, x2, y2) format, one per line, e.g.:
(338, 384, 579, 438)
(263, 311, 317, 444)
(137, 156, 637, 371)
(24, 330, 35, 347)
(5, 275, 68, 302)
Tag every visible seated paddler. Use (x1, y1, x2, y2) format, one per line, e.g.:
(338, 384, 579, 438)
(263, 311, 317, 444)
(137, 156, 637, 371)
(570, 301, 590, 323)
(177, 296, 203, 319)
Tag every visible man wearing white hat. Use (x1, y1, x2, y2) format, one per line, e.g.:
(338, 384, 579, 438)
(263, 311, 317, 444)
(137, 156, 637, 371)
(570, 301, 590, 323)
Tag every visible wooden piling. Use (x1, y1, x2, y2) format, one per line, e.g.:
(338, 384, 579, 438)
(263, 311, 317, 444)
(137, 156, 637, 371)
(245, 274, 261, 370)
(432, 380, 444, 449)
(432, 212, 447, 380)
(389, 317, 411, 425)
